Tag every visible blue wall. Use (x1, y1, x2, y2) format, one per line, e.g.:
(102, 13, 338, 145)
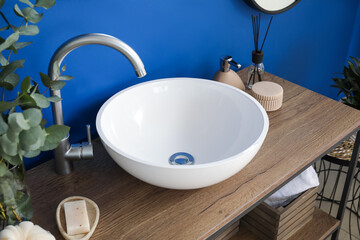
(2, 0, 360, 168)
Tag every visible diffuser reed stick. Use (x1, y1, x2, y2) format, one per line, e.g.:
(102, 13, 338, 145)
(248, 14, 274, 88)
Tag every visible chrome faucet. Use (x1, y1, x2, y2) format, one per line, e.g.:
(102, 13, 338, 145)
(48, 33, 147, 175)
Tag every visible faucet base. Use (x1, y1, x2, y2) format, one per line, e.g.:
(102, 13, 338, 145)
(55, 136, 73, 175)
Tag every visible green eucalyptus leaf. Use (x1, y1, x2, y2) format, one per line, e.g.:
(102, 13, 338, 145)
(21, 7, 43, 24)
(0, 31, 20, 52)
(0, 134, 18, 156)
(47, 95, 61, 102)
(14, 4, 24, 17)
(20, 0, 34, 8)
(20, 76, 31, 92)
(23, 149, 40, 158)
(1, 73, 20, 90)
(8, 112, 31, 131)
(19, 125, 44, 151)
(19, 94, 37, 108)
(0, 0, 5, 9)
(14, 191, 32, 220)
(31, 93, 49, 108)
(35, 0, 55, 9)
(0, 114, 8, 134)
(0, 59, 25, 83)
(13, 41, 33, 50)
(45, 125, 70, 144)
(23, 108, 42, 127)
(30, 80, 40, 94)
(0, 180, 16, 206)
(18, 25, 39, 36)
(61, 65, 66, 72)
(0, 101, 19, 113)
(52, 61, 60, 79)
(50, 80, 66, 90)
(58, 75, 73, 81)
(39, 72, 51, 87)
(0, 162, 6, 177)
(0, 53, 7, 66)
(6, 127, 19, 142)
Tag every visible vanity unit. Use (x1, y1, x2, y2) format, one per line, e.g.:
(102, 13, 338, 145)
(25, 69, 360, 239)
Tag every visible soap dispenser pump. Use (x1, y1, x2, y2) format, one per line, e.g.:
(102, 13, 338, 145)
(213, 56, 245, 91)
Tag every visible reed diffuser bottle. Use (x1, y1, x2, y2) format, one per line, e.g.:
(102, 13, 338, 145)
(247, 14, 273, 89)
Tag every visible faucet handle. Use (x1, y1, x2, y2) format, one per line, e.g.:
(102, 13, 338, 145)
(86, 124, 92, 145)
(81, 124, 93, 160)
(220, 56, 241, 72)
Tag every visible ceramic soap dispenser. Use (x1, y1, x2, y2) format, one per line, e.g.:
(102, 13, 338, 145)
(213, 56, 245, 91)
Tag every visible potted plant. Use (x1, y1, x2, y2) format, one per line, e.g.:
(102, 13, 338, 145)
(331, 57, 360, 110)
(0, 0, 71, 228)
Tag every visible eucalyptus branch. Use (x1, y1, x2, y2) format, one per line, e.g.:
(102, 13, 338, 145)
(0, 11, 15, 32)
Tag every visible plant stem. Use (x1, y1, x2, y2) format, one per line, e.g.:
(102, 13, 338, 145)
(0, 12, 15, 32)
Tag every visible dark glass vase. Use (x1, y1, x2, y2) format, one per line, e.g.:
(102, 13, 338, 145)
(0, 166, 33, 230)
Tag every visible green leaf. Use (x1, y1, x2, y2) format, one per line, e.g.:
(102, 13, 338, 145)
(20, 0, 34, 8)
(23, 108, 42, 127)
(0, 134, 18, 156)
(45, 125, 70, 144)
(4, 154, 22, 165)
(8, 112, 31, 131)
(6, 127, 19, 142)
(23, 149, 40, 158)
(18, 25, 39, 36)
(35, 0, 55, 9)
(13, 41, 33, 51)
(0, 59, 25, 83)
(0, 162, 6, 177)
(19, 94, 37, 108)
(0, 101, 18, 113)
(58, 75, 73, 81)
(0, 31, 20, 52)
(31, 93, 49, 108)
(52, 61, 60, 79)
(21, 76, 31, 92)
(50, 80, 66, 90)
(30, 80, 40, 94)
(0, 53, 7, 66)
(13, 4, 24, 17)
(47, 95, 61, 102)
(0, 0, 5, 9)
(61, 65, 66, 72)
(348, 61, 360, 77)
(19, 125, 45, 151)
(0, 114, 8, 134)
(21, 7, 43, 24)
(39, 72, 51, 87)
(1, 73, 20, 90)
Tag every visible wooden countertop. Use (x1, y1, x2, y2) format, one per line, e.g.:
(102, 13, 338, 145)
(26, 69, 360, 239)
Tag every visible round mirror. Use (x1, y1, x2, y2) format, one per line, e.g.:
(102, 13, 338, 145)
(245, 0, 301, 14)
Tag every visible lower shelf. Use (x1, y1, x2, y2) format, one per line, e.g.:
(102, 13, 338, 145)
(229, 208, 340, 240)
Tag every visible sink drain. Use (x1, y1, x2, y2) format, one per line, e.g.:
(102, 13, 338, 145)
(169, 152, 194, 165)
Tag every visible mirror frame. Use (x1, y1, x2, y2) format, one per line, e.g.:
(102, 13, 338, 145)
(245, 0, 301, 14)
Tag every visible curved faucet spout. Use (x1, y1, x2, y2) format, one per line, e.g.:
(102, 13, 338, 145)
(48, 33, 147, 175)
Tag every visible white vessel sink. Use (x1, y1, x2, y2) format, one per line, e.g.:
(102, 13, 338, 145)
(96, 78, 269, 189)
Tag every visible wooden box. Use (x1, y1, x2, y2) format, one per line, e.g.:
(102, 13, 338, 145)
(241, 187, 318, 240)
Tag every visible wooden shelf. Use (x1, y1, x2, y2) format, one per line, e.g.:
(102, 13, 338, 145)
(230, 208, 340, 240)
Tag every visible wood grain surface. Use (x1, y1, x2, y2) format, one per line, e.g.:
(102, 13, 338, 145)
(26, 69, 360, 239)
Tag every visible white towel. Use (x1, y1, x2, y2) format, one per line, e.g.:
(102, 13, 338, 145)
(264, 166, 319, 208)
